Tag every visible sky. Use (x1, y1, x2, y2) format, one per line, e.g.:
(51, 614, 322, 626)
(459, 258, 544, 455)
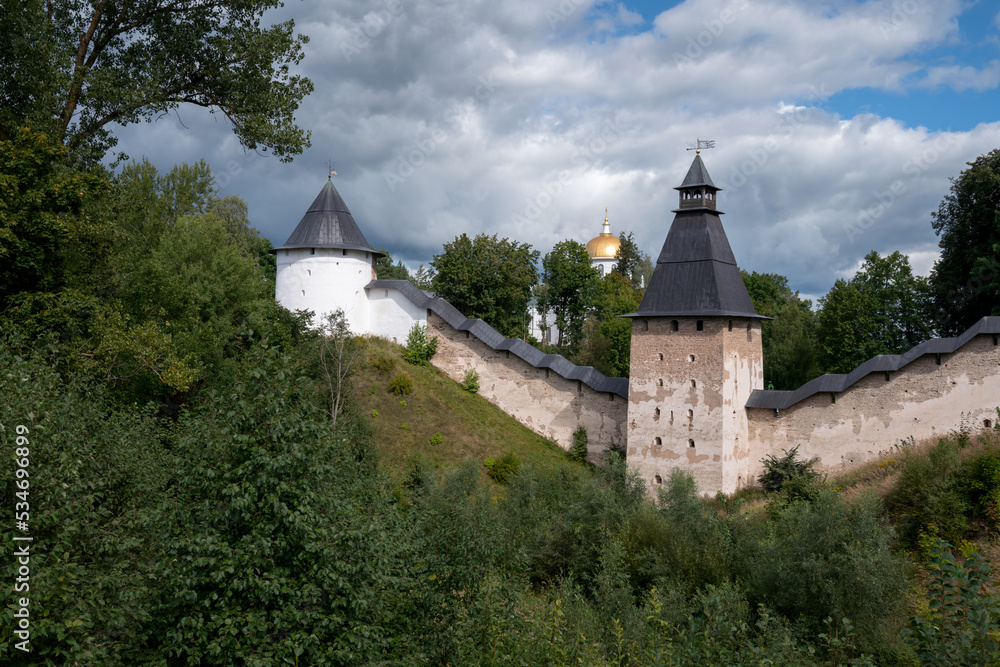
(109, 0, 1000, 302)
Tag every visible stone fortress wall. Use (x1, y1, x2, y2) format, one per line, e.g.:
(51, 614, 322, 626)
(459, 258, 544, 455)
(744, 319, 1000, 483)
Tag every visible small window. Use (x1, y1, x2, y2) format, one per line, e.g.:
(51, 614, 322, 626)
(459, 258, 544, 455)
(654, 407, 660, 420)
(310, 248, 315, 255)
(687, 409, 693, 424)
(658, 352, 664, 361)
(985, 419, 993, 429)
(384, 289, 389, 297)
(577, 381, 582, 393)
(284, 250, 289, 257)
(654, 437, 662, 446)
(598, 264, 604, 277)
(670, 411, 674, 424)
(308, 270, 311, 276)
(696, 320, 704, 331)
(671, 320, 679, 332)
(688, 354, 695, 362)
(342, 249, 347, 256)
(301, 290, 305, 296)
(691, 379, 696, 388)
(654, 475, 663, 486)
(728, 320, 733, 331)
(688, 439, 695, 448)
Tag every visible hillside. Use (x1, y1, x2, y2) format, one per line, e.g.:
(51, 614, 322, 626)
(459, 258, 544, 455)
(354, 336, 583, 477)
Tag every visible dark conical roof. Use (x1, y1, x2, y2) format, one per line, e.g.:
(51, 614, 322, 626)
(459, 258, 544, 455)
(273, 180, 381, 254)
(675, 153, 717, 190)
(629, 156, 764, 319)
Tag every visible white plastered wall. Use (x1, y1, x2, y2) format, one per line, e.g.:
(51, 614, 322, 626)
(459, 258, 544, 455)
(274, 248, 374, 333)
(366, 287, 427, 343)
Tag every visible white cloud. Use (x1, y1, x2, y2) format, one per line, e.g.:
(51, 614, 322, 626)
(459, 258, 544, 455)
(108, 0, 996, 301)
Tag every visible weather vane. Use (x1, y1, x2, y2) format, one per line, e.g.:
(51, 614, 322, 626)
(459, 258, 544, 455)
(687, 138, 716, 155)
(325, 159, 337, 179)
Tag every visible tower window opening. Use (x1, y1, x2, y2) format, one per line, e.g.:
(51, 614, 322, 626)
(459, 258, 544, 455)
(747, 321, 751, 332)
(577, 381, 582, 393)
(308, 270, 311, 276)
(688, 354, 695, 362)
(728, 320, 733, 331)
(985, 419, 993, 429)
(642, 319, 649, 332)
(342, 249, 347, 256)
(654, 437, 662, 446)
(654, 475, 663, 486)
(310, 248, 315, 255)
(301, 290, 305, 296)
(671, 320, 679, 332)
(670, 411, 674, 424)
(658, 352, 664, 361)
(688, 439, 695, 448)
(696, 320, 704, 331)
(598, 264, 605, 277)
(658, 379, 664, 387)
(654, 407, 660, 420)
(687, 409, 693, 424)
(691, 379, 696, 388)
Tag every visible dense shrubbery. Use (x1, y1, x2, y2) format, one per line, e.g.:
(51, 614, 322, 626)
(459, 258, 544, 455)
(403, 322, 438, 365)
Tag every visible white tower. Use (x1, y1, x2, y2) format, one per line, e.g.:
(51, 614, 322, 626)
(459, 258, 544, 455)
(272, 176, 381, 333)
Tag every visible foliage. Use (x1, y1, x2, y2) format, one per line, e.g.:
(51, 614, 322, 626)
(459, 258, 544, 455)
(570, 425, 589, 462)
(461, 367, 480, 393)
(543, 239, 600, 349)
(758, 445, 821, 495)
(0, 347, 172, 663)
(371, 355, 396, 374)
(144, 348, 400, 664)
(929, 149, 1000, 335)
(430, 431, 443, 446)
(311, 310, 366, 427)
(0, 128, 108, 300)
(574, 272, 642, 376)
(484, 452, 521, 485)
(388, 372, 414, 395)
(403, 322, 438, 365)
(816, 251, 934, 374)
(431, 233, 540, 338)
(0, 0, 313, 162)
(735, 489, 910, 660)
(374, 248, 411, 280)
(611, 230, 644, 287)
(743, 270, 822, 389)
(905, 539, 1000, 667)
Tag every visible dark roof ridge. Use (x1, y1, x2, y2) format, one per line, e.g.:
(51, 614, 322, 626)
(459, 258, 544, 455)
(366, 279, 629, 398)
(746, 316, 1000, 410)
(273, 180, 382, 255)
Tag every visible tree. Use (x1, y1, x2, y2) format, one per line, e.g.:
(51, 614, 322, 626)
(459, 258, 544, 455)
(574, 272, 641, 376)
(313, 310, 366, 428)
(0, 0, 313, 162)
(816, 251, 933, 374)
(431, 233, 539, 338)
(742, 271, 820, 389)
(0, 128, 107, 300)
(375, 248, 411, 280)
(412, 263, 435, 290)
(543, 240, 599, 349)
(929, 149, 1000, 335)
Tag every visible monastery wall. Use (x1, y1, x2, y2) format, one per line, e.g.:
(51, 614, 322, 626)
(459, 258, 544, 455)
(747, 334, 1000, 478)
(427, 312, 627, 457)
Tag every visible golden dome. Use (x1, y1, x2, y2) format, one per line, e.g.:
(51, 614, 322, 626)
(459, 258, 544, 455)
(585, 211, 620, 259)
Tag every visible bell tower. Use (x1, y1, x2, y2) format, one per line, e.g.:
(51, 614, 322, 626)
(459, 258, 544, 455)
(625, 151, 765, 495)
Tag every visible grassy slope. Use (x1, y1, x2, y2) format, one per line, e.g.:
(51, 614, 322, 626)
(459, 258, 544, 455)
(354, 337, 580, 479)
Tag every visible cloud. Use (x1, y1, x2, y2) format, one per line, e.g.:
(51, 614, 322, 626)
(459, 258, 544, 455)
(108, 0, 997, 302)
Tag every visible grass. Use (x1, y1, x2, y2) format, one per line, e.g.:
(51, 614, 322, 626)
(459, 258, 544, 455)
(354, 336, 583, 480)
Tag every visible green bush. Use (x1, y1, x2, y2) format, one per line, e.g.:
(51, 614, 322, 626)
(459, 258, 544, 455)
(569, 425, 589, 462)
(758, 445, 820, 496)
(388, 372, 413, 395)
(430, 431, 443, 446)
(403, 323, 438, 365)
(484, 452, 521, 485)
(905, 539, 1000, 665)
(461, 367, 479, 393)
(371, 355, 396, 374)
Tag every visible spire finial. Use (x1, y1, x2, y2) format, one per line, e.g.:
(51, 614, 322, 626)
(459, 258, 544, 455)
(325, 159, 337, 180)
(602, 208, 611, 235)
(687, 138, 716, 155)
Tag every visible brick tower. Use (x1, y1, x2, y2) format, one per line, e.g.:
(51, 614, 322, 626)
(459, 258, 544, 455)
(626, 152, 765, 495)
